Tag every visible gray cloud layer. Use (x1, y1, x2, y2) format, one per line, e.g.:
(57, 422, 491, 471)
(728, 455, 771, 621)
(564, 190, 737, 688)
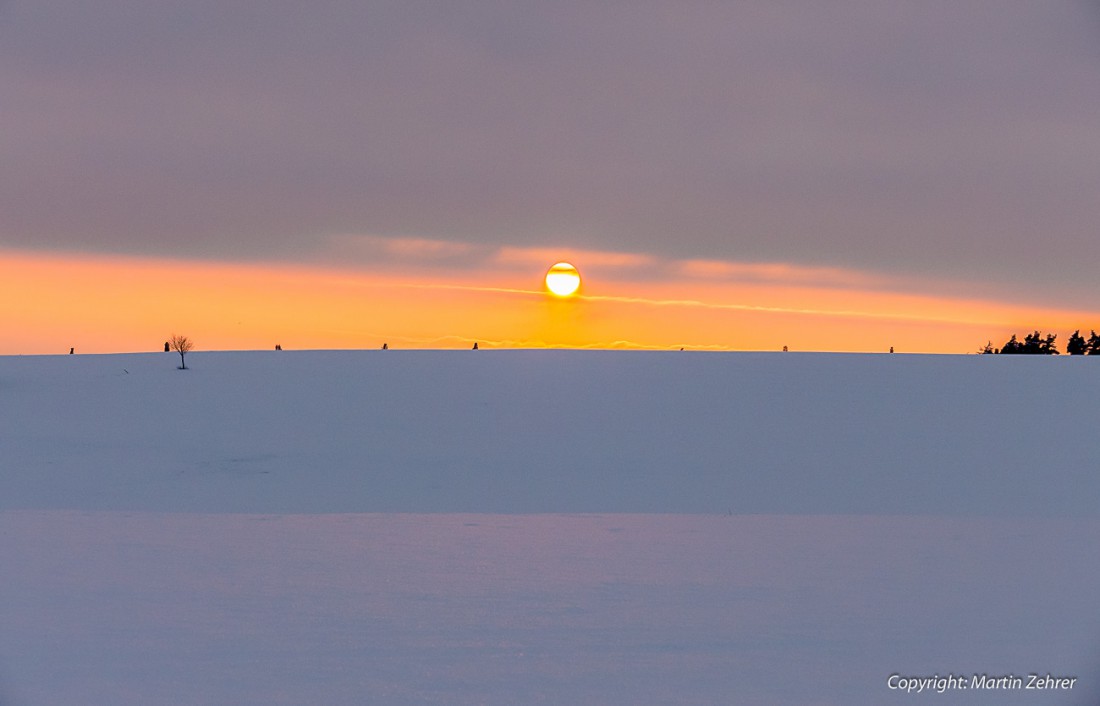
(3, 1, 1099, 304)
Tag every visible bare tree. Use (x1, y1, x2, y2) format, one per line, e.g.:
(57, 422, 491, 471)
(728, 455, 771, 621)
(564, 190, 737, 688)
(170, 334, 193, 369)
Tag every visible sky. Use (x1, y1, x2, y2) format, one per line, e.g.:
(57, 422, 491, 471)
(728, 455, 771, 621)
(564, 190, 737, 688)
(3, 1, 1099, 353)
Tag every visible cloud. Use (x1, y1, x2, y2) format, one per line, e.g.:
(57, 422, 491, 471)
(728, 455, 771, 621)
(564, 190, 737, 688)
(674, 259, 889, 290)
(1, 1, 1098, 309)
(325, 234, 480, 264)
(493, 246, 656, 271)
(319, 235, 661, 278)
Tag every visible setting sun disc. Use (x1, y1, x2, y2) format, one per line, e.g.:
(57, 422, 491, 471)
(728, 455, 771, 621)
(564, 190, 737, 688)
(545, 262, 581, 297)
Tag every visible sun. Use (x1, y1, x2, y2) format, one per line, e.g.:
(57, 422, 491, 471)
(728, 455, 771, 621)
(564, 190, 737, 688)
(545, 262, 581, 297)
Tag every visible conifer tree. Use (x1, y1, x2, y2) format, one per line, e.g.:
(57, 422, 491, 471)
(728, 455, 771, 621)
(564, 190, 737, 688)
(1067, 330, 1087, 355)
(997, 332, 1058, 355)
(1088, 331, 1100, 355)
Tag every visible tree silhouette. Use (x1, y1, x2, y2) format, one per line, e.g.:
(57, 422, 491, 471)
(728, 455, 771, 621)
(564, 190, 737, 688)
(1089, 331, 1100, 355)
(1024, 331, 1058, 354)
(1067, 330, 1087, 355)
(170, 334, 193, 369)
(984, 330, 1099, 355)
(996, 331, 1058, 355)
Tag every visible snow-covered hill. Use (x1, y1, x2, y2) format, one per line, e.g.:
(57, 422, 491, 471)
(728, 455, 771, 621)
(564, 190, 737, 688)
(2, 351, 1098, 705)
(2, 350, 1098, 514)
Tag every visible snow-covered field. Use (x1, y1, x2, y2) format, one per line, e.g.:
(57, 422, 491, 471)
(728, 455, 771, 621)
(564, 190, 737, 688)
(2, 351, 1098, 704)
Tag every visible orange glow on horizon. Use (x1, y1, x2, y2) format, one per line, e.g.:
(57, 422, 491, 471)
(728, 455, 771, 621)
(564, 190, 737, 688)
(2, 248, 1098, 355)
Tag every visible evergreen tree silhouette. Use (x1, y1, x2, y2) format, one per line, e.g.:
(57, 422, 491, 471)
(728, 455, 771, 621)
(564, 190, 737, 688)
(1088, 331, 1100, 355)
(1000, 334, 1023, 354)
(998, 331, 1058, 355)
(1067, 330, 1087, 355)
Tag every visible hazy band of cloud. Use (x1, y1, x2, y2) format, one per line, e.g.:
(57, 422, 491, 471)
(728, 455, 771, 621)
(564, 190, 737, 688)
(310, 231, 1100, 332)
(372, 279, 1017, 329)
(315, 233, 1054, 316)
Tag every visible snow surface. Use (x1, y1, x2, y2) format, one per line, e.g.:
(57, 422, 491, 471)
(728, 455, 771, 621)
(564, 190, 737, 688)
(4, 350, 1100, 515)
(1, 351, 1098, 704)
